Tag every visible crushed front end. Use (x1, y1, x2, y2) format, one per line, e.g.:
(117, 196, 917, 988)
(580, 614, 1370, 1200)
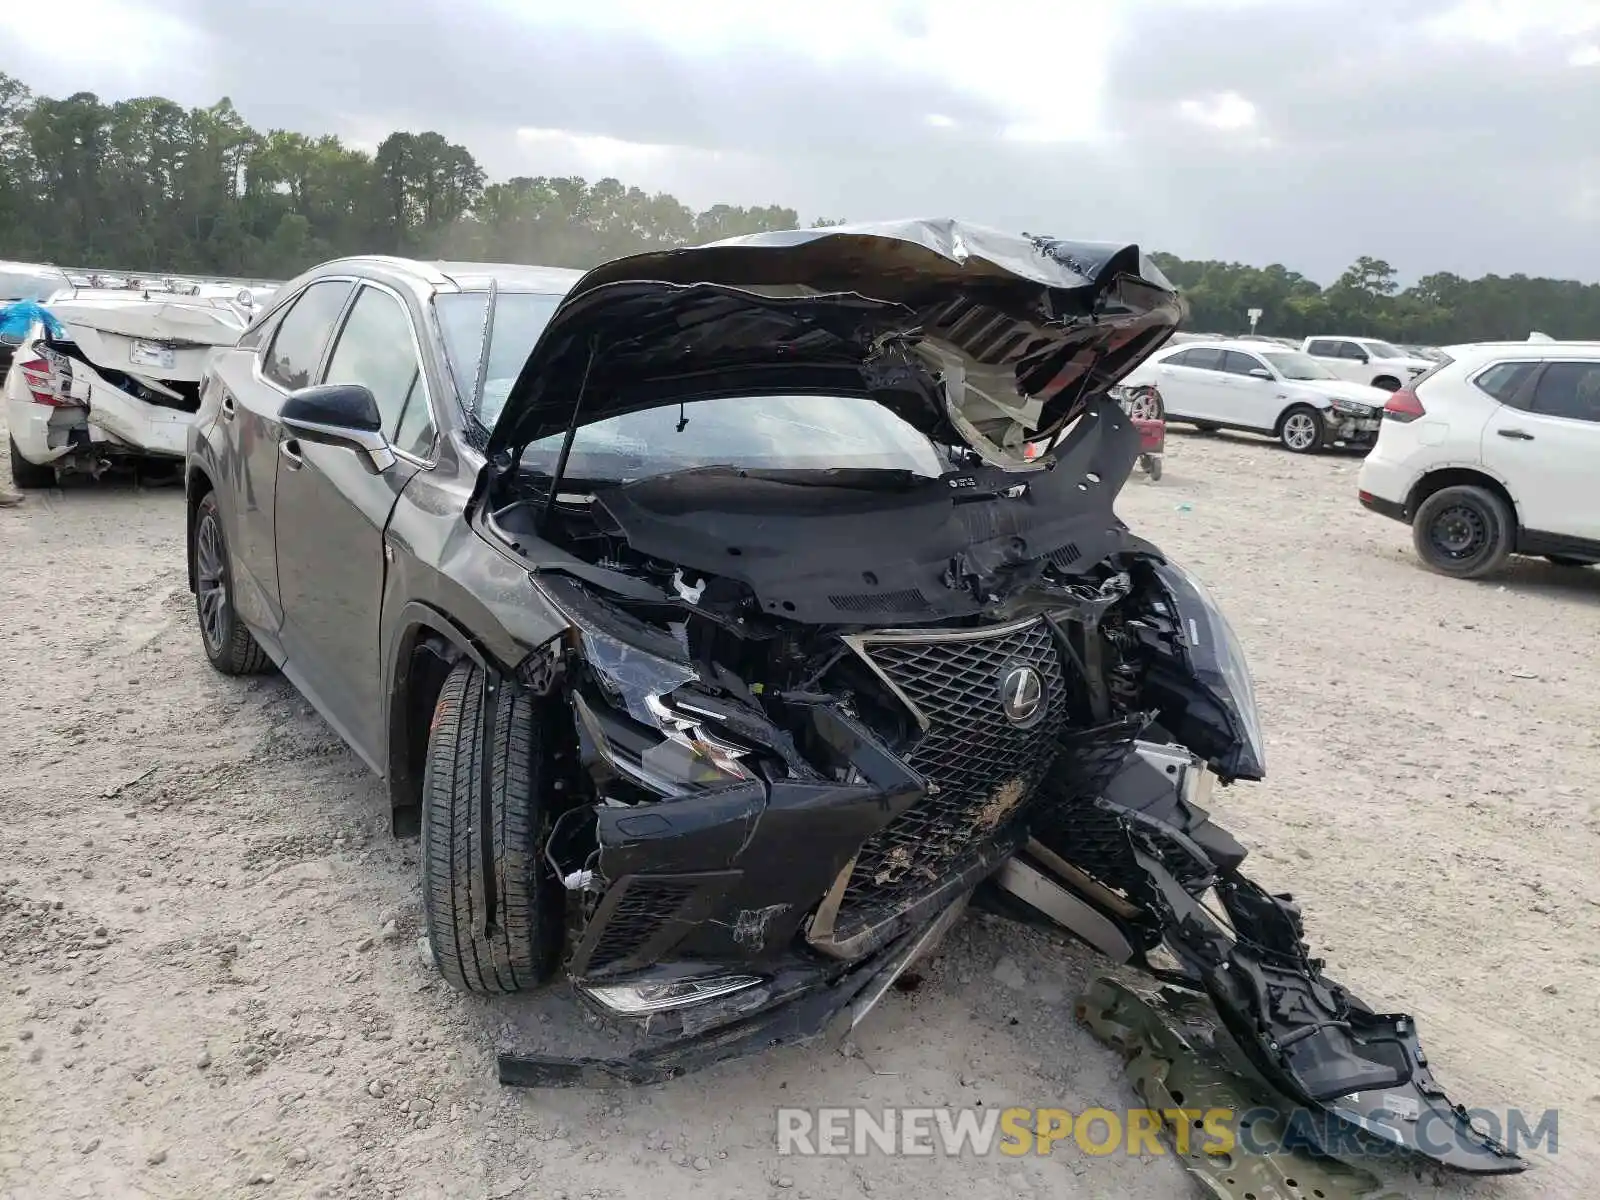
(475, 221, 1522, 1176)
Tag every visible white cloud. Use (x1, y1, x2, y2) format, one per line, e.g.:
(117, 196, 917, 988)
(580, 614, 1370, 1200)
(1176, 91, 1259, 131)
(1424, 0, 1600, 43)
(491, 0, 1118, 143)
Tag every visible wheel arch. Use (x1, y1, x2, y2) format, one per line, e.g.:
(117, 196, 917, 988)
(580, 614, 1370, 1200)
(1272, 399, 1325, 435)
(385, 601, 512, 839)
(184, 463, 216, 595)
(1405, 467, 1519, 527)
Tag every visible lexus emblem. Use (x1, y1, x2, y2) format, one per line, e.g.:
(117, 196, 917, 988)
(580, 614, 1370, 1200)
(999, 664, 1046, 727)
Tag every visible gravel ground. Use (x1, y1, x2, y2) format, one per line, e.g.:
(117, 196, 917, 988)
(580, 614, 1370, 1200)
(2, 422, 1598, 1200)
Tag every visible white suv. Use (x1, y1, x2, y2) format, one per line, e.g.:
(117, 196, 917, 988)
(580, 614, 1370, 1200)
(1301, 337, 1434, 391)
(1357, 342, 1600, 577)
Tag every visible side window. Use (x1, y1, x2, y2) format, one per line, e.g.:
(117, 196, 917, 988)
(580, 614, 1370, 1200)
(1305, 339, 1336, 357)
(1528, 361, 1600, 423)
(1164, 349, 1195, 367)
(322, 285, 435, 456)
(1334, 341, 1363, 359)
(1184, 347, 1224, 371)
(263, 281, 355, 390)
(1221, 350, 1265, 376)
(1472, 361, 1537, 404)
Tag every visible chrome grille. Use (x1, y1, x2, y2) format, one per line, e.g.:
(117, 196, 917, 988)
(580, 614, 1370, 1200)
(835, 618, 1068, 937)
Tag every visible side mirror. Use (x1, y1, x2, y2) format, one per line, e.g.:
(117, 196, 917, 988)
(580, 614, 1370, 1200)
(1248, 367, 1272, 379)
(1351, 349, 1369, 364)
(280, 383, 395, 474)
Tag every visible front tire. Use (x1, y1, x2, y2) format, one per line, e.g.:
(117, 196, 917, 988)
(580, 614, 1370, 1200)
(1278, 405, 1325, 454)
(1412, 485, 1514, 579)
(9, 436, 55, 489)
(420, 659, 562, 996)
(192, 491, 273, 674)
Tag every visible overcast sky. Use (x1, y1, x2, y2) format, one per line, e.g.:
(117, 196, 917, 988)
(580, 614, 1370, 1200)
(4, 0, 1598, 284)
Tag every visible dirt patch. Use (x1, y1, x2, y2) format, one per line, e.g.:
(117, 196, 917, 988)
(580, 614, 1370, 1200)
(1, 423, 1594, 1197)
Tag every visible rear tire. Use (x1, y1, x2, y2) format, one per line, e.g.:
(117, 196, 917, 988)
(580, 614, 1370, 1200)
(1412, 485, 1514, 579)
(1545, 554, 1597, 568)
(191, 492, 274, 675)
(1278, 405, 1325, 454)
(420, 659, 562, 996)
(8, 436, 55, 489)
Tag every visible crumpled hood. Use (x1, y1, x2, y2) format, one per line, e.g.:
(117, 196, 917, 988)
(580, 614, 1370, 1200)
(1292, 378, 1391, 406)
(487, 218, 1185, 464)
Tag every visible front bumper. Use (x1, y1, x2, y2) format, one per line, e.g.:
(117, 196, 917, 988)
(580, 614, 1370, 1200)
(1327, 413, 1381, 444)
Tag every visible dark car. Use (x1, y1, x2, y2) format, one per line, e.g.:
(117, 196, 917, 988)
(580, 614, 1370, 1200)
(184, 221, 1514, 1171)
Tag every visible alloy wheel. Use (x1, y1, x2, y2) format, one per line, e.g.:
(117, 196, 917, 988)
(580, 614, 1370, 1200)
(196, 511, 229, 653)
(1282, 412, 1319, 451)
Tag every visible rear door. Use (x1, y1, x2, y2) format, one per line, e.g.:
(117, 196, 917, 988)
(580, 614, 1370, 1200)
(213, 278, 356, 634)
(273, 282, 431, 769)
(1152, 347, 1229, 421)
(1481, 359, 1600, 542)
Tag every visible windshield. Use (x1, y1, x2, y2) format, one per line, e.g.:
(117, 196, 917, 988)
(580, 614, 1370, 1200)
(1360, 339, 1406, 359)
(1261, 351, 1338, 381)
(518, 394, 947, 483)
(436, 290, 565, 427)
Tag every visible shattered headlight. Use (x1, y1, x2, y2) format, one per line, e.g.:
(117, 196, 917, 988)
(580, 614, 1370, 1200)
(1327, 398, 1376, 417)
(1148, 561, 1267, 780)
(538, 579, 757, 795)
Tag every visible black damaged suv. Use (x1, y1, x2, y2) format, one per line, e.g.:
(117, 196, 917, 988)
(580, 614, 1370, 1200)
(181, 223, 1519, 1169)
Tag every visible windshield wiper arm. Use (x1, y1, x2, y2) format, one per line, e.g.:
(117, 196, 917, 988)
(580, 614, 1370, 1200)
(469, 277, 497, 416)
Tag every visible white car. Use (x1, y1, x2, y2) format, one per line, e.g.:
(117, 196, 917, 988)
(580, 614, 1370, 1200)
(6, 295, 248, 487)
(1357, 342, 1600, 577)
(1300, 336, 1434, 391)
(1122, 338, 1391, 453)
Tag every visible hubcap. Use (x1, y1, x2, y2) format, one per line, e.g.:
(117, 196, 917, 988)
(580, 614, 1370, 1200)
(1283, 412, 1318, 450)
(1429, 503, 1487, 561)
(196, 512, 228, 652)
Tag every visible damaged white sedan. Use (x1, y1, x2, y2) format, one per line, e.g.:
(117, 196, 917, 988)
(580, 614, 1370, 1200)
(5, 294, 249, 487)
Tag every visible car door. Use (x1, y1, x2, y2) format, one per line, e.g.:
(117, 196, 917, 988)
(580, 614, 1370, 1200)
(1303, 339, 1353, 383)
(1480, 359, 1600, 542)
(272, 282, 431, 770)
(1215, 350, 1285, 429)
(213, 278, 357, 636)
(1151, 347, 1229, 421)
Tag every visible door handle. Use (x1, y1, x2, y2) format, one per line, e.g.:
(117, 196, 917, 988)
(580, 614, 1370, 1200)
(279, 438, 304, 470)
(220, 393, 237, 420)
(1497, 429, 1535, 441)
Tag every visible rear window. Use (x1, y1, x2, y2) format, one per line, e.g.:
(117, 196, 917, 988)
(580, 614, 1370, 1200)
(1471, 361, 1534, 403)
(1173, 347, 1224, 370)
(1528, 361, 1600, 422)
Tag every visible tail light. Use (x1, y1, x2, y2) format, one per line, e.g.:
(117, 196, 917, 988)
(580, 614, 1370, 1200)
(17, 355, 65, 406)
(1384, 387, 1425, 423)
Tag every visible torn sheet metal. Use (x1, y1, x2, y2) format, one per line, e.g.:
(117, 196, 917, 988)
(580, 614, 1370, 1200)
(1078, 975, 1405, 1200)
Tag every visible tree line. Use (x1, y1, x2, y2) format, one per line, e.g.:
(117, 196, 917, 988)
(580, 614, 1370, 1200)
(0, 73, 1590, 345)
